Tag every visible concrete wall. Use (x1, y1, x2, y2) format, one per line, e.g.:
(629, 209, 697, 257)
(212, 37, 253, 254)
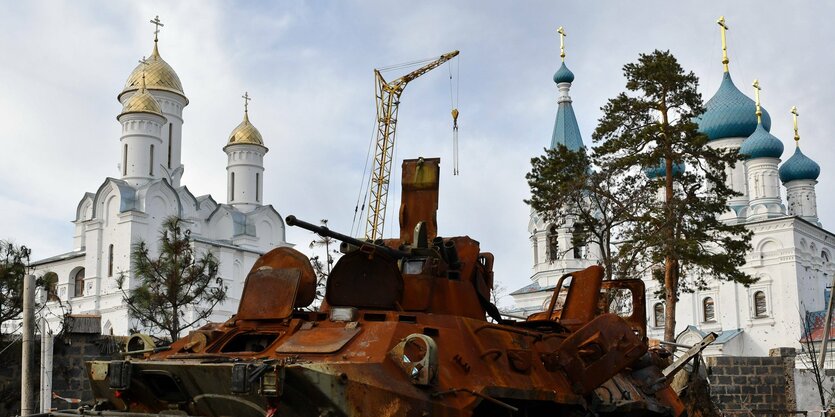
(0, 332, 124, 415)
(705, 348, 797, 412)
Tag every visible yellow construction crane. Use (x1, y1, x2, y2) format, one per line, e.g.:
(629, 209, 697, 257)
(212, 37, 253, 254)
(365, 50, 459, 241)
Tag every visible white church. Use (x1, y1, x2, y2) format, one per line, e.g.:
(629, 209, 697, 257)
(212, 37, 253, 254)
(512, 24, 835, 359)
(23, 21, 289, 337)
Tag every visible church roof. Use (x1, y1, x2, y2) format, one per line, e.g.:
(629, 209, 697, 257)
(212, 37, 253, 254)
(120, 88, 163, 117)
(698, 72, 771, 141)
(226, 111, 266, 148)
(739, 123, 783, 159)
(779, 146, 820, 183)
(121, 41, 186, 101)
(553, 62, 575, 84)
(551, 101, 583, 151)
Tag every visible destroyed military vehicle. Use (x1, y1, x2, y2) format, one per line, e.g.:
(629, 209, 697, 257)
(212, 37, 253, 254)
(58, 158, 686, 417)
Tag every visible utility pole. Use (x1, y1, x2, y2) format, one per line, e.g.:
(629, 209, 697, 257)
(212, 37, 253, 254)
(20, 274, 36, 416)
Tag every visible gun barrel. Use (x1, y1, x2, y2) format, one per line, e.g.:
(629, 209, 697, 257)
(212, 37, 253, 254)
(285, 215, 409, 259)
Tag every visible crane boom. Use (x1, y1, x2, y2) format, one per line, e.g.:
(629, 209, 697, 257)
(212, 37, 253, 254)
(365, 50, 459, 241)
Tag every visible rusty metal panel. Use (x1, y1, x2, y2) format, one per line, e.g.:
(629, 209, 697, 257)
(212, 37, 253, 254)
(559, 265, 604, 331)
(326, 251, 403, 309)
(555, 314, 647, 395)
(277, 326, 361, 353)
(399, 157, 440, 245)
(237, 268, 299, 320)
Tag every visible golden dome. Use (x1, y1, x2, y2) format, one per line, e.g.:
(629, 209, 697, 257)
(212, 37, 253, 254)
(121, 42, 185, 100)
(227, 112, 265, 147)
(120, 89, 163, 117)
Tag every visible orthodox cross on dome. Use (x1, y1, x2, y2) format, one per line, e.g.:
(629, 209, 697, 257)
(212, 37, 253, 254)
(138, 56, 149, 91)
(752, 79, 762, 123)
(242, 91, 252, 114)
(791, 106, 800, 146)
(717, 16, 730, 72)
(150, 15, 164, 42)
(557, 26, 567, 62)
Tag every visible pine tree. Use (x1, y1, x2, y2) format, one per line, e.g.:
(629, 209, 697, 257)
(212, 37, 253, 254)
(118, 217, 227, 342)
(526, 145, 653, 281)
(593, 50, 754, 341)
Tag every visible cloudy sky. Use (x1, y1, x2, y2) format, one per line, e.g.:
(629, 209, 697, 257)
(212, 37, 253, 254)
(2, 1, 834, 305)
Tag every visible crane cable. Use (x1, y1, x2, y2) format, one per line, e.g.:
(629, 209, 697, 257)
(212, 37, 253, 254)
(449, 58, 460, 175)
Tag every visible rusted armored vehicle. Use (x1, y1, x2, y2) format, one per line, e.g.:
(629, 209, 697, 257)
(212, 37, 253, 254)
(75, 158, 685, 417)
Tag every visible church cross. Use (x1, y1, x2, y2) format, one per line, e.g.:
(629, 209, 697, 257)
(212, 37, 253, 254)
(752, 79, 762, 123)
(242, 92, 252, 113)
(557, 26, 566, 62)
(138, 56, 149, 90)
(150, 15, 164, 42)
(717, 16, 730, 72)
(791, 106, 800, 145)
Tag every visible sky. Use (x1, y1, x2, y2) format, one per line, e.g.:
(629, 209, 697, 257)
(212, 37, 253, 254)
(2, 1, 834, 307)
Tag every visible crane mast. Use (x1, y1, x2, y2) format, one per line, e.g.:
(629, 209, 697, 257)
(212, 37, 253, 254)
(365, 50, 459, 241)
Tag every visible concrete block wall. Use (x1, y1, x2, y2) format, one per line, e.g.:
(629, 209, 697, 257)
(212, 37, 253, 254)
(705, 348, 797, 412)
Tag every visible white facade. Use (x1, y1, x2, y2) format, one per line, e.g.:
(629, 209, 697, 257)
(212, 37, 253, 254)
(513, 50, 830, 360)
(18, 33, 289, 338)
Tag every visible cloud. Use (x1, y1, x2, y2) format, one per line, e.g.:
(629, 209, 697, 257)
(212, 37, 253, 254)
(3, 1, 835, 301)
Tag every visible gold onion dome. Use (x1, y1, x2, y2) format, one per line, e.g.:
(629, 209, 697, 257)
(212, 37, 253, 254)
(120, 42, 185, 100)
(120, 88, 163, 117)
(227, 111, 265, 147)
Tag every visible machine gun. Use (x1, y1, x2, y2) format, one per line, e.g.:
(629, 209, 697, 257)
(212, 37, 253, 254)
(285, 215, 410, 260)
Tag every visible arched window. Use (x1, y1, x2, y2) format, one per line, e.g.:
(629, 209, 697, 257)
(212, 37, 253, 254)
(123, 144, 128, 176)
(73, 268, 85, 298)
(149, 144, 155, 175)
(654, 302, 665, 327)
(255, 173, 260, 203)
(573, 222, 587, 259)
(546, 225, 559, 262)
(108, 244, 114, 277)
(42, 272, 59, 302)
(754, 291, 767, 318)
(822, 251, 830, 263)
(703, 297, 715, 322)
(231, 172, 235, 201)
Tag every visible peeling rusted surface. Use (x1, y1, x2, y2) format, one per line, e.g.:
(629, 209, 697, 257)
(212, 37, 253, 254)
(79, 157, 685, 417)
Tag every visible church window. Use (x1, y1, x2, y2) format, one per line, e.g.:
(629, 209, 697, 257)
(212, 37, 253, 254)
(123, 144, 128, 176)
(823, 251, 830, 263)
(231, 172, 235, 201)
(167, 124, 173, 169)
(149, 145, 154, 175)
(572, 222, 587, 259)
(43, 272, 59, 302)
(73, 268, 85, 298)
(654, 302, 665, 327)
(256, 173, 260, 202)
(108, 244, 114, 277)
(702, 297, 715, 322)
(546, 225, 559, 262)
(754, 291, 767, 318)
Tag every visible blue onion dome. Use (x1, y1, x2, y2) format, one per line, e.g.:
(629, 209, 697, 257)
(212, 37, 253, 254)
(779, 147, 820, 183)
(697, 73, 771, 141)
(644, 159, 686, 179)
(553, 62, 575, 84)
(739, 123, 783, 159)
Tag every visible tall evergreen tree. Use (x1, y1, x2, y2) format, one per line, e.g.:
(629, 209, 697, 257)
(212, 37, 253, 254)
(593, 50, 753, 341)
(526, 145, 653, 281)
(118, 217, 227, 342)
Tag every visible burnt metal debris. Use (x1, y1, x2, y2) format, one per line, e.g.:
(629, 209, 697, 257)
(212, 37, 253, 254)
(54, 157, 687, 417)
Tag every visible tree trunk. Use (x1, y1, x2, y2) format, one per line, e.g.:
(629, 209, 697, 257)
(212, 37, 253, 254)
(661, 101, 678, 343)
(664, 258, 678, 342)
